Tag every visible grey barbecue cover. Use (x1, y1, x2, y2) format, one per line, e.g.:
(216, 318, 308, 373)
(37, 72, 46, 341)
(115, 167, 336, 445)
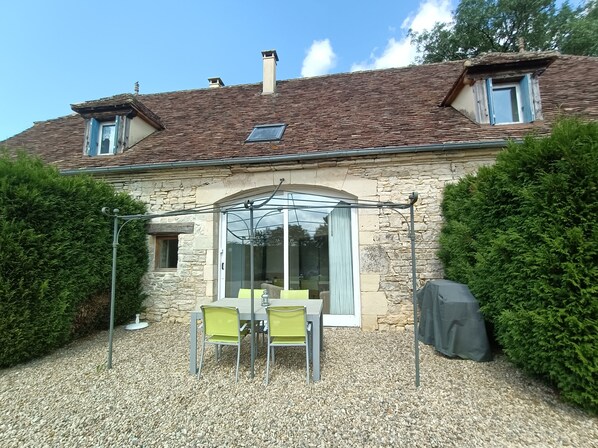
(417, 280, 492, 362)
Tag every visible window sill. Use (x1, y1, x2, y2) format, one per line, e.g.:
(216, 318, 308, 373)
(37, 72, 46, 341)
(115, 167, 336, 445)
(494, 121, 524, 126)
(153, 268, 178, 273)
(492, 121, 538, 127)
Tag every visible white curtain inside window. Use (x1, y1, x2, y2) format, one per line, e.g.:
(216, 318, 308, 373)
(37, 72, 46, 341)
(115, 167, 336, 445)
(328, 203, 354, 314)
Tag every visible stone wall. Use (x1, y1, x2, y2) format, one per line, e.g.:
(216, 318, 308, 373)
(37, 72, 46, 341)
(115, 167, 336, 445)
(348, 150, 497, 330)
(102, 148, 498, 329)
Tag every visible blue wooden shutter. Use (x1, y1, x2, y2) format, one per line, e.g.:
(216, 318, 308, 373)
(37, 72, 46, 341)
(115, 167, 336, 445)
(519, 75, 534, 123)
(485, 78, 495, 125)
(113, 115, 121, 153)
(87, 118, 99, 156)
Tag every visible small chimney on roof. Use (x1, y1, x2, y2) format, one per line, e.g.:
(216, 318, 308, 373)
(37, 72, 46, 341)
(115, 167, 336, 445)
(262, 49, 278, 95)
(208, 77, 225, 88)
(518, 38, 526, 52)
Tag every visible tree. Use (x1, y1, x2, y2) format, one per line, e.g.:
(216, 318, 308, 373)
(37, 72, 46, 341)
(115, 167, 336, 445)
(0, 152, 148, 367)
(560, 1, 598, 56)
(438, 118, 598, 413)
(410, 0, 598, 63)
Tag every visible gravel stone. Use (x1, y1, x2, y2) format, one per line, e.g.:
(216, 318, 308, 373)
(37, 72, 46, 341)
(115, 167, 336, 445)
(1, 323, 596, 447)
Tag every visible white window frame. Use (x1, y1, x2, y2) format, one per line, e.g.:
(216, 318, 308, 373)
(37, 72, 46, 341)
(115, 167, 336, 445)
(98, 121, 117, 155)
(491, 81, 523, 125)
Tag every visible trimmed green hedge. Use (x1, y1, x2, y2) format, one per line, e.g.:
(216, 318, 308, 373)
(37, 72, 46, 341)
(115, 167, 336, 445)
(0, 152, 148, 367)
(439, 119, 598, 413)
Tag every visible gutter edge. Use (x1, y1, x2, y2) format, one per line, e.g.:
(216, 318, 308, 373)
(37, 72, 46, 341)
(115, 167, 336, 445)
(60, 140, 517, 176)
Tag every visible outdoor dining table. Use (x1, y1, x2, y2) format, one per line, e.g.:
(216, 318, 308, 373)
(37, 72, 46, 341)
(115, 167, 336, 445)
(189, 298, 324, 381)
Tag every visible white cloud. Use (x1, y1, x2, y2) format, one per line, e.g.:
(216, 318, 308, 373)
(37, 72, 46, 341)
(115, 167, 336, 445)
(408, 0, 453, 33)
(351, 37, 416, 72)
(301, 39, 337, 77)
(351, 0, 453, 72)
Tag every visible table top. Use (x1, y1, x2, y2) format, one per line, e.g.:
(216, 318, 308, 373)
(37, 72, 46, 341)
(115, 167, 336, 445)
(199, 298, 323, 318)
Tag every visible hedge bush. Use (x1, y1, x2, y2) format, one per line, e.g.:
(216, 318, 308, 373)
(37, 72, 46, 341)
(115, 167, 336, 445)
(439, 118, 598, 413)
(0, 152, 148, 367)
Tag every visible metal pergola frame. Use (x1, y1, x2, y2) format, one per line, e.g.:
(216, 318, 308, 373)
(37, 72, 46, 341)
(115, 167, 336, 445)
(102, 181, 421, 386)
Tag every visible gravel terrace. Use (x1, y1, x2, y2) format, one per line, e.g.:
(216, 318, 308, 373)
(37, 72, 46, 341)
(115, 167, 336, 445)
(1, 323, 596, 447)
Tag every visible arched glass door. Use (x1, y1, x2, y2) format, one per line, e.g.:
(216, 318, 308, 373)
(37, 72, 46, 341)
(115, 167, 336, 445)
(219, 191, 359, 326)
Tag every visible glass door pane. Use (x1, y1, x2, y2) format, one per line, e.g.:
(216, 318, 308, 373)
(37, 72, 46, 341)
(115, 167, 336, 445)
(223, 200, 284, 297)
(253, 206, 285, 290)
(224, 211, 250, 297)
(287, 193, 330, 300)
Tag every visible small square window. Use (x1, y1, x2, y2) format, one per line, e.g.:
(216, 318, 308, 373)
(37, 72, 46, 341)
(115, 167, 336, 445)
(491, 83, 521, 124)
(246, 124, 286, 142)
(99, 122, 116, 155)
(156, 235, 178, 269)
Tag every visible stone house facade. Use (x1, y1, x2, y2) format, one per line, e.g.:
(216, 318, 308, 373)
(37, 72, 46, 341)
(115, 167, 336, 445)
(3, 50, 597, 330)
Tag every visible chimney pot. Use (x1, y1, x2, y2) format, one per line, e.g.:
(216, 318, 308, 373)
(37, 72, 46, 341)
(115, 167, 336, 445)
(208, 77, 225, 88)
(262, 49, 278, 95)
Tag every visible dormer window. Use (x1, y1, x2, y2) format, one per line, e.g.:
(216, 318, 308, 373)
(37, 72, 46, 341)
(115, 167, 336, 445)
(71, 94, 164, 157)
(99, 121, 117, 155)
(85, 117, 122, 156)
(486, 75, 534, 125)
(441, 52, 557, 126)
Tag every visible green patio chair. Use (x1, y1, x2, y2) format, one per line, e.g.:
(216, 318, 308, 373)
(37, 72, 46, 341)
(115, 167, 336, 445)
(198, 305, 248, 382)
(237, 288, 266, 298)
(280, 289, 310, 299)
(265, 306, 311, 385)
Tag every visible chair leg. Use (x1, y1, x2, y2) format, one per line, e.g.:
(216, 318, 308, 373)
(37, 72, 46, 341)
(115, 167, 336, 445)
(198, 337, 206, 378)
(305, 343, 310, 384)
(265, 339, 271, 385)
(235, 343, 241, 383)
(254, 327, 259, 357)
(308, 332, 312, 365)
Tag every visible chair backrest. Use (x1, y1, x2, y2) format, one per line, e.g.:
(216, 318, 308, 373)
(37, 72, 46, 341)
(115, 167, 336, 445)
(237, 288, 266, 299)
(266, 306, 307, 338)
(280, 289, 310, 299)
(319, 290, 330, 314)
(201, 305, 240, 337)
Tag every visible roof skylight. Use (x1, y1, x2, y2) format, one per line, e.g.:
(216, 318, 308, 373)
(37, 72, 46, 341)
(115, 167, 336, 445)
(246, 124, 286, 143)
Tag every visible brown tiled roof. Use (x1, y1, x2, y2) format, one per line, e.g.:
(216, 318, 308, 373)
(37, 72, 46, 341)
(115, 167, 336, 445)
(464, 50, 560, 71)
(2, 54, 597, 172)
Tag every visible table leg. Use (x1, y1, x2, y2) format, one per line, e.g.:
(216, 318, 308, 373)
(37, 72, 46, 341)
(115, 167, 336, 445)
(252, 325, 258, 359)
(190, 311, 200, 375)
(320, 312, 324, 351)
(312, 316, 321, 381)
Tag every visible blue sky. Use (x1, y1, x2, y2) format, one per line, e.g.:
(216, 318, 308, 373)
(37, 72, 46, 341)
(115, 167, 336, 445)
(0, 0, 580, 141)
